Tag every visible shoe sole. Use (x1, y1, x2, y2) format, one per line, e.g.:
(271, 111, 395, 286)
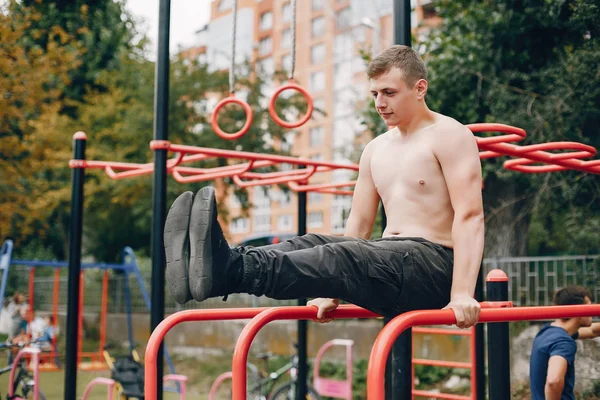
(164, 191, 194, 304)
(188, 186, 217, 301)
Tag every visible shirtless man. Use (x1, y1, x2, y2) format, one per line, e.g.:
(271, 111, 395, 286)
(164, 45, 484, 328)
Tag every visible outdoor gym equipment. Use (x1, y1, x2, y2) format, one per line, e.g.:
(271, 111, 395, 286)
(209, 0, 253, 140)
(267, 0, 314, 129)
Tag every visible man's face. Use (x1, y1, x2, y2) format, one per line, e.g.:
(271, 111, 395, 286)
(369, 67, 419, 128)
(579, 297, 593, 327)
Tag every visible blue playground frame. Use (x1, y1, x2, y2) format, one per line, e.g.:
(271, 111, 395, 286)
(0, 239, 178, 378)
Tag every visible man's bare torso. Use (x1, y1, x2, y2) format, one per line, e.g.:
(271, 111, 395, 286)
(369, 115, 456, 247)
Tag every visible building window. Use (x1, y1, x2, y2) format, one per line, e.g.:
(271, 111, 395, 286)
(218, 0, 233, 12)
(311, 17, 325, 38)
(282, 2, 292, 22)
(308, 192, 323, 203)
(310, 71, 325, 92)
(311, 0, 324, 11)
(260, 11, 273, 30)
(310, 43, 326, 64)
(278, 215, 293, 231)
(312, 98, 325, 119)
(281, 54, 292, 72)
(259, 37, 272, 56)
(309, 127, 324, 147)
(281, 28, 292, 48)
(257, 57, 274, 76)
(253, 215, 271, 233)
(310, 153, 324, 161)
(308, 212, 323, 228)
(336, 7, 351, 29)
(230, 217, 249, 234)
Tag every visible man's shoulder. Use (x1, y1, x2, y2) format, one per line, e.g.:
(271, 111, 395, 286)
(430, 114, 472, 137)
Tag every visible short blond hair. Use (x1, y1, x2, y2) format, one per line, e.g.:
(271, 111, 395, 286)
(367, 45, 427, 86)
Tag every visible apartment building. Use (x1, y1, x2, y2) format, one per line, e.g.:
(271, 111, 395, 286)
(193, 0, 438, 244)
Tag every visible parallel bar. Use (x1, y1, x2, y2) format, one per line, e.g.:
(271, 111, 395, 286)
(367, 304, 600, 400)
(412, 327, 472, 336)
(412, 390, 470, 400)
(412, 359, 472, 369)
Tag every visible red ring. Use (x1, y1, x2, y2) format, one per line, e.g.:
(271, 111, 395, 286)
(210, 95, 254, 140)
(268, 82, 314, 129)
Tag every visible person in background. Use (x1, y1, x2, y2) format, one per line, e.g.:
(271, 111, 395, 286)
(529, 285, 600, 400)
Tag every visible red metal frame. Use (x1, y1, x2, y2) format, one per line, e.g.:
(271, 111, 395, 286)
(367, 304, 600, 400)
(143, 305, 378, 400)
(70, 124, 600, 199)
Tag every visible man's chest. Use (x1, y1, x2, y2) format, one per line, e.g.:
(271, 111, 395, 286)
(369, 141, 444, 193)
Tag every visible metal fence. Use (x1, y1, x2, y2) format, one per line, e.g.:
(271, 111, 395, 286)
(5, 255, 600, 314)
(483, 255, 600, 307)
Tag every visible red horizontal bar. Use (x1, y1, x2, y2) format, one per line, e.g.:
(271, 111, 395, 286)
(231, 305, 379, 400)
(412, 389, 471, 400)
(412, 327, 472, 336)
(368, 304, 600, 400)
(413, 358, 472, 369)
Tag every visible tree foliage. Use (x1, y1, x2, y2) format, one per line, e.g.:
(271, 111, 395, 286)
(1, 0, 309, 262)
(422, 0, 600, 255)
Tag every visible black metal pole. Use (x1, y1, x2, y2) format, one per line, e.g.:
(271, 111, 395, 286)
(474, 267, 486, 400)
(486, 270, 510, 400)
(64, 132, 86, 400)
(296, 168, 308, 399)
(152, 1, 171, 399)
(386, 2, 412, 399)
(393, 0, 412, 47)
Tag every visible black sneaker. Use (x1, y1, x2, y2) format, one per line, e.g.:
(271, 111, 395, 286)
(164, 191, 194, 304)
(188, 186, 235, 301)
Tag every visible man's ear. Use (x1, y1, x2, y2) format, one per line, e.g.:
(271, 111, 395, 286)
(415, 79, 428, 99)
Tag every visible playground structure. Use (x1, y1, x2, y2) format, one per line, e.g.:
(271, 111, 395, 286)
(57, 0, 600, 397)
(0, 240, 179, 374)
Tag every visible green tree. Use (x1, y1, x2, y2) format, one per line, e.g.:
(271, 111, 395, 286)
(0, 0, 81, 255)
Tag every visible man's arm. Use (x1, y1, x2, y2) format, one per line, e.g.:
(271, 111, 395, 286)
(344, 140, 380, 239)
(309, 140, 380, 321)
(577, 322, 600, 339)
(545, 355, 568, 400)
(434, 123, 485, 328)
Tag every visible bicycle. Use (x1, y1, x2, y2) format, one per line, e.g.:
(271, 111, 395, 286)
(209, 350, 321, 400)
(0, 341, 47, 400)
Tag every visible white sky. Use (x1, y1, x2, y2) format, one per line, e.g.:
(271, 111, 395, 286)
(125, 0, 212, 57)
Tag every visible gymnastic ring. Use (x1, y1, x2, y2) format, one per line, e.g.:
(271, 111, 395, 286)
(268, 82, 314, 129)
(210, 95, 254, 140)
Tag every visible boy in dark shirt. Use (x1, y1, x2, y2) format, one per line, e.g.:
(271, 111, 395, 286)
(530, 286, 600, 399)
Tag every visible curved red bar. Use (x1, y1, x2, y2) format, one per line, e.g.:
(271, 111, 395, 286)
(210, 94, 254, 140)
(468, 123, 527, 145)
(144, 308, 270, 400)
(232, 305, 378, 399)
(268, 80, 314, 129)
(232, 165, 317, 187)
(367, 304, 600, 400)
(288, 180, 356, 192)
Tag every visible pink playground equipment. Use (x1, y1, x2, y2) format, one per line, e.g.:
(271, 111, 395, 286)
(313, 339, 354, 400)
(7, 347, 42, 400)
(82, 374, 188, 400)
